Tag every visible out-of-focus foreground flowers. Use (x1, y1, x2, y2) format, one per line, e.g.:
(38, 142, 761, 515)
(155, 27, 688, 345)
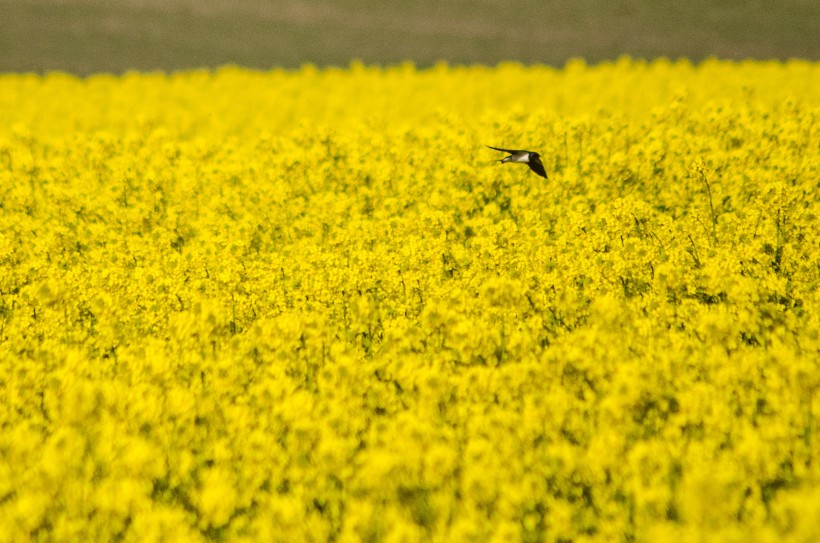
(0, 59, 819, 542)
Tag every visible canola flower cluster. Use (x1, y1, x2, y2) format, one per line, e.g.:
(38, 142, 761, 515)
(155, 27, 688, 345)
(0, 59, 819, 542)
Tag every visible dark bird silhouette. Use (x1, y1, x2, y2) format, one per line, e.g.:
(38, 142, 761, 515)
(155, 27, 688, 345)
(487, 146, 548, 179)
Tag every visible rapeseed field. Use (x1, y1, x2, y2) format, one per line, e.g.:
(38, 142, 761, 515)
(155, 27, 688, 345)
(1, 59, 819, 542)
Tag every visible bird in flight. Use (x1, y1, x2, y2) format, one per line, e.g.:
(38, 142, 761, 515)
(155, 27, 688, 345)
(486, 146, 548, 179)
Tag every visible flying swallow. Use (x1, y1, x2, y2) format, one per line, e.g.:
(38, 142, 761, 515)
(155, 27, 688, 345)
(486, 146, 548, 179)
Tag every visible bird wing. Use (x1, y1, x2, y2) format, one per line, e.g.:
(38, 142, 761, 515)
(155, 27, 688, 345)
(527, 157, 548, 178)
(486, 145, 529, 154)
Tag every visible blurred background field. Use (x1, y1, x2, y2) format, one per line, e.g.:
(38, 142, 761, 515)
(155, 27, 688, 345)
(1, 0, 819, 75)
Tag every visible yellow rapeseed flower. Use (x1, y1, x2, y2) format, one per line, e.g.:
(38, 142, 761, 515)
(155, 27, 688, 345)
(0, 59, 819, 541)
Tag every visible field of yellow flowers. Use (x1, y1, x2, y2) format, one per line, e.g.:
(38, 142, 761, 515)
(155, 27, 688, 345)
(1, 59, 819, 542)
